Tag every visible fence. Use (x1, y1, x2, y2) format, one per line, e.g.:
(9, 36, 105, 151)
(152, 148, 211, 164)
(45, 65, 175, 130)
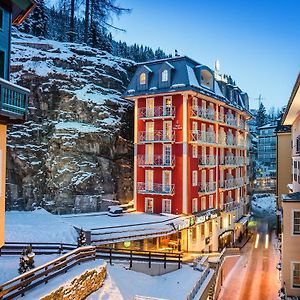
(0, 245, 182, 300)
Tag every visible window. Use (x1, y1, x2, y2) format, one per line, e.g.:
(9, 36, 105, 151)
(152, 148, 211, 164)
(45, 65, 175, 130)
(297, 136, 300, 154)
(145, 170, 153, 191)
(0, 50, 4, 79)
(163, 144, 172, 165)
(162, 170, 172, 193)
(145, 198, 154, 213)
(200, 224, 205, 236)
(192, 170, 198, 187)
(294, 160, 298, 182)
(162, 69, 168, 82)
(292, 262, 300, 288)
(228, 214, 231, 225)
(191, 227, 197, 241)
(0, 9, 3, 31)
(162, 199, 171, 213)
(140, 72, 146, 85)
(192, 198, 198, 213)
(201, 197, 206, 210)
(208, 222, 212, 234)
(293, 211, 300, 235)
(192, 145, 198, 158)
(219, 217, 223, 229)
(209, 195, 214, 208)
(145, 144, 154, 165)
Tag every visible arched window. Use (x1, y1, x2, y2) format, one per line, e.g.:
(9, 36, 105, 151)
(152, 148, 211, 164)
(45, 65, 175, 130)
(140, 72, 146, 85)
(162, 69, 168, 82)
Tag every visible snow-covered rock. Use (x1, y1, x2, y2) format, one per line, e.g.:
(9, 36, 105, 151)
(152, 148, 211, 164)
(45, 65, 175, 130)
(6, 30, 136, 213)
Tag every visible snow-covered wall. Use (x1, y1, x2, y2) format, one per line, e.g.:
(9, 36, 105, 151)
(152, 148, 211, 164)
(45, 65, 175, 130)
(6, 30, 136, 213)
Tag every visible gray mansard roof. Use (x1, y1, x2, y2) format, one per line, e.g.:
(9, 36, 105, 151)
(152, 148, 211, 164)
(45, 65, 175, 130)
(124, 55, 250, 114)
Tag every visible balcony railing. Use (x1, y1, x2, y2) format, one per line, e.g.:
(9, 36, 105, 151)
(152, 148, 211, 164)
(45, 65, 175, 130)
(139, 130, 175, 143)
(139, 106, 175, 119)
(190, 130, 216, 144)
(199, 182, 217, 194)
(0, 78, 29, 120)
(220, 200, 241, 212)
(219, 133, 247, 149)
(199, 155, 216, 167)
(220, 177, 244, 190)
(138, 155, 175, 167)
(137, 182, 175, 195)
(220, 156, 247, 167)
(191, 106, 216, 122)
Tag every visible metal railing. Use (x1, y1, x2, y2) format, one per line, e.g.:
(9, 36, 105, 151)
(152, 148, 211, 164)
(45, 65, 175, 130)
(220, 156, 246, 166)
(138, 155, 175, 167)
(139, 130, 175, 143)
(199, 155, 216, 166)
(219, 178, 244, 190)
(0, 78, 29, 119)
(137, 182, 175, 195)
(191, 106, 216, 122)
(190, 130, 216, 144)
(220, 200, 241, 212)
(139, 106, 175, 119)
(199, 182, 217, 194)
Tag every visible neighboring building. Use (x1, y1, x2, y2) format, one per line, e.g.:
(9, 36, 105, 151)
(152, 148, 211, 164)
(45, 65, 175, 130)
(124, 56, 251, 253)
(257, 120, 278, 172)
(0, 0, 34, 247)
(248, 108, 257, 133)
(280, 73, 300, 297)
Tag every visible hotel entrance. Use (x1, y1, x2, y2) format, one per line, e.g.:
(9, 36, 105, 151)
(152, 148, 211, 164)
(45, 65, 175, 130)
(218, 230, 234, 250)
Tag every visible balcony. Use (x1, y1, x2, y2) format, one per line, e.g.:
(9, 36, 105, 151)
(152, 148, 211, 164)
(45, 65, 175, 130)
(0, 78, 29, 121)
(138, 155, 175, 168)
(220, 156, 246, 167)
(190, 130, 216, 145)
(199, 155, 216, 168)
(220, 199, 241, 212)
(198, 182, 216, 194)
(139, 106, 175, 120)
(219, 133, 247, 149)
(219, 177, 244, 190)
(191, 106, 216, 123)
(139, 130, 175, 143)
(137, 182, 175, 195)
(218, 113, 238, 128)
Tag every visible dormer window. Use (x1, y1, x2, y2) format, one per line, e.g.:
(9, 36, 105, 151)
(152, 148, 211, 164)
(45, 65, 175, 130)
(162, 70, 168, 82)
(140, 73, 146, 85)
(200, 69, 213, 89)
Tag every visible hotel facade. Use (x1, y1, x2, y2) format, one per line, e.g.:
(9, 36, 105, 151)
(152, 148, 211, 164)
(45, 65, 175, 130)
(281, 73, 300, 297)
(0, 0, 34, 247)
(124, 56, 251, 252)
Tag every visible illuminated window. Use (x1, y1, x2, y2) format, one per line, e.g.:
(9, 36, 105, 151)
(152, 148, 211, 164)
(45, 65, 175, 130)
(192, 198, 198, 213)
(192, 170, 198, 186)
(140, 72, 146, 85)
(145, 198, 154, 213)
(162, 69, 168, 82)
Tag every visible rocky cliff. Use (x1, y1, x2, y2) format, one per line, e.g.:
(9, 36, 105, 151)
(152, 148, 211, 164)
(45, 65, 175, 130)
(6, 30, 135, 214)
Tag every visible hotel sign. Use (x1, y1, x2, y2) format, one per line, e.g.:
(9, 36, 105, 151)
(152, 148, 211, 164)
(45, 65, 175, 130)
(195, 210, 219, 225)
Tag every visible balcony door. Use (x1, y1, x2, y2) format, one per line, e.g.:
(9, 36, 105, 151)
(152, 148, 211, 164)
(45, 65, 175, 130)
(145, 144, 154, 165)
(220, 192, 224, 209)
(163, 96, 172, 116)
(163, 121, 172, 141)
(163, 144, 172, 165)
(145, 170, 153, 191)
(146, 98, 154, 117)
(163, 170, 172, 193)
(146, 122, 154, 141)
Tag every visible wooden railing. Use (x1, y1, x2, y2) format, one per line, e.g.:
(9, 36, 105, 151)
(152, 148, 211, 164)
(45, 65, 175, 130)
(0, 246, 182, 300)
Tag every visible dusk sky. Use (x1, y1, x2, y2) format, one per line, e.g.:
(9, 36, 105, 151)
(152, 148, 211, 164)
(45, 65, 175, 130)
(112, 0, 300, 111)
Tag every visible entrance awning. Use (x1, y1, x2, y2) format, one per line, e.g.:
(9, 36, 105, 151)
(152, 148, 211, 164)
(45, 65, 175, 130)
(235, 215, 249, 226)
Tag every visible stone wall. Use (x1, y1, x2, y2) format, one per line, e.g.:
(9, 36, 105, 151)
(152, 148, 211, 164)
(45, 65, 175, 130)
(40, 264, 107, 300)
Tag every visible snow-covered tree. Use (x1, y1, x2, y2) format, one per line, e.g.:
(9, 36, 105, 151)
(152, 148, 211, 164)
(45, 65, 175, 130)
(256, 103, 268, 128)
(77, 228, 87, 247)
(18, 246, 35, 274)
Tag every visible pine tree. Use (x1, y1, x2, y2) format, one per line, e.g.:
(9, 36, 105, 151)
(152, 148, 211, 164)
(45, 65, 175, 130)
(77, 228, 87, 247)
(18, 249, 28, 274)
(256, 102, 268, 128)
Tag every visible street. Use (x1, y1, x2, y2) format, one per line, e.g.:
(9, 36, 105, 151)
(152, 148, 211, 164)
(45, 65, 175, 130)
(218, 195, 281, 300)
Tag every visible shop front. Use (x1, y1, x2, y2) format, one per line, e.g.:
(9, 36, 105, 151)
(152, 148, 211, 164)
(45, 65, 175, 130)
(218, 230, 234, 250)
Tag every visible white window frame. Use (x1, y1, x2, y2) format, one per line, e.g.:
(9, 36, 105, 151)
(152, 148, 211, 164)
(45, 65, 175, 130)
(292, 209, 300, 236)
(145, 197, 154, 213)
(192, 198, 198, 213)
(146, 97, 154, 117)
(162, 170, 172, 193)
(192, 145, 198, 158)
(145, 144, 154, 165)
(192, 170, 198, 187)
(291, 261, 300, 289)
(145, 170, 153, 191)
(162, 69, 168, 82)
(209, 195, 214, 208)
(201, 197, 206, 210)
(140, 72, 146, 85)
(162, 199, 171, 214)
(163, 144, 172, 165)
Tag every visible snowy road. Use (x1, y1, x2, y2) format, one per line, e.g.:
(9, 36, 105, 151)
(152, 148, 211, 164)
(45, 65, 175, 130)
(218, 195, 281, 300)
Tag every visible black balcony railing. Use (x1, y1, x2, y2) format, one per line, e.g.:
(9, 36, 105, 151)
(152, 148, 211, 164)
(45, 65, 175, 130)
(0, 78, 29, 120)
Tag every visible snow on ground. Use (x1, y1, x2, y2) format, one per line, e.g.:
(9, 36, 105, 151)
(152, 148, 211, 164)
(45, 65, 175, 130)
(0, 254, 60, 285)
(14, 260, 105, 300)
(251, 193, 276, 216)
(87, 264, 202, 300)
(5, 209, 78, 244)
(55, 121, 103, 133)
(62, 212, 178, 230)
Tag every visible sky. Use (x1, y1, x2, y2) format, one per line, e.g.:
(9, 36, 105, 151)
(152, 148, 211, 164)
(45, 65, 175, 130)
(111, 0, 300, 111)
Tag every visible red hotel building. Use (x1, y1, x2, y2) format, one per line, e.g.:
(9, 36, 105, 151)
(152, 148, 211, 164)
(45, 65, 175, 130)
(124, 56, 251, 250)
